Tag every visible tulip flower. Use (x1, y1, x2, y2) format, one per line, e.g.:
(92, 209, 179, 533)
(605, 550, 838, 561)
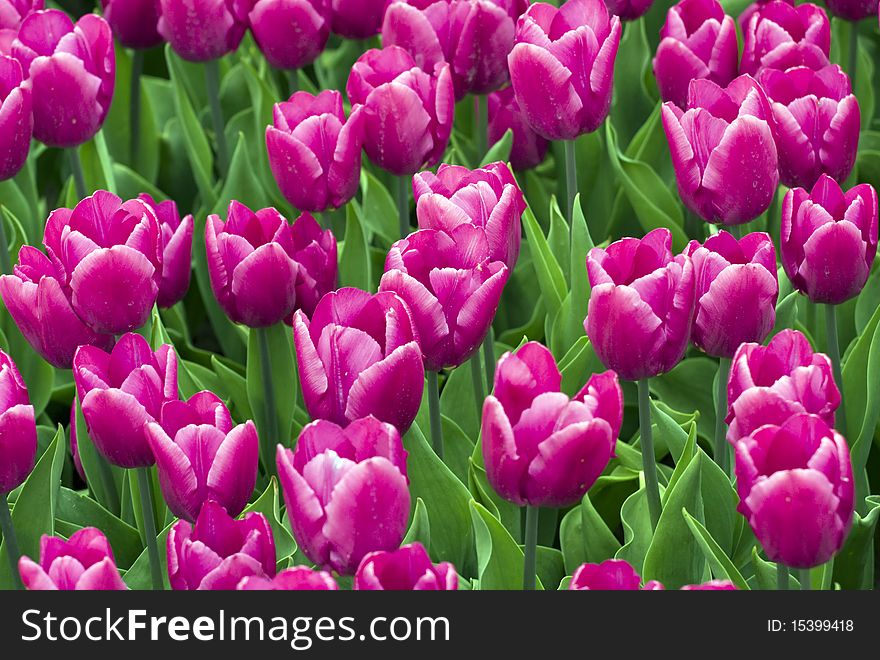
(237, 566, 339, 590)
(661, 75, 778, 225)
(781, 175, 878, 306)
(354, 543, 458, 590)
(293, 288, 424, 433)
(73, 333, 178, 469)
(266, 90, 365, 213)
(167, 500, 277, 590)
(735, 413, 854, 569)
(0, 247, 115, 368)
(100, 0, 163, 49)
(738, 0, 792, 31)
(726, 329, 840, 443)
(11, 10, 114, 148)
(740, 1, 830, 77)
(249, 0, 329, 70)
(413, 162, 525, 269)
(759, 65, 859, 190)
(652, 0, 738, 110)
(346, 46, 454, 177)
(507, 0, 621, 141)
(605, 0, 653, 20)
(328, 0, 389, 38)
(276, 416, 410, 575)
(681, 580, 737, 590)
(145, 391, 258, 522)
(823, 0, 878, 20)
(487, 86, 549, 170)
(0, 0, 42, 29)
(0, 349, 36, 494)
(18, 528, 127, 590)
(569, 559, 664, 590)
(157, 0, 252, 62)
(139, 194, 193, 309)
(0, 55, 31, 181)
(206, 201, 336, 326)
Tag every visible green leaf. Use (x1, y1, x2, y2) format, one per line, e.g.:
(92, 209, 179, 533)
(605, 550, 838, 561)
(211, 355, 255, 422)
(769, 290, 799, 339)
(440, 362, 480, 439)
(843, 303, 880, 490)
(75, 395, 123, 515)
(560, 492, 621, 574)
(558, 337, 605, 396)
(651, 358, 717, 441)
(55, 487, 142, 569)
(468, 456, 522, 541)
(360, 170, 399, 245)
(480, 128, 513, 166)
(244, 477, 296, 563)
(615, 486, 653, 573)
(682, 509, 749, 590)
(536, 546, 565, 591)
(212, 132, 269, 214)
(521, 202, 567, 317)
(750, 546, 798, 590)
(93, 131, 118, 195)
(833, 495, 880, 589)
(469, 500, 543, 590)
(124, 519, 174, 590)
(340, 201, 371, 289)
(402, 497, 431, 548)
(547, 197, 570, 282)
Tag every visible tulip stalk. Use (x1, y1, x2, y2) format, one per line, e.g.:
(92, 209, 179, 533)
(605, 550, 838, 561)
(777, 564, 788, 590)
(427, 370, 443, 460)
(69, 149, 87, 200)
(130, 49, 144, 167)
(205, 59, 229, 173)
(637, 379, 662, 530)
(476, 94, 488, 160)
(564, 140, 577, 228)
(713, 358, 731, 476)
(799, 569, 811, 590)
(397, 177, 410, 239)
(824, 304, 846, 438)
(0, 208, 12, 274)
(483, 332, 495, 392)
(135, 468, 163, 590)
(0, 500, 22, 589)
(470, 356, 486, 423)
(255, 326, 280, 474)
(847, 23, 858, 90)
(523, 505, 539, 590)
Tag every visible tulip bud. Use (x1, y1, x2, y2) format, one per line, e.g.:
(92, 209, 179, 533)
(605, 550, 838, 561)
(652, 0, 738, 110)
(586, 228, 695, 381)
(0, 55, 31, 181)
(0, 350, 36, 494)
(346, 46, 453, 176)
(605, 0, 654, 20)
(237, 566, 339, 590)
(569, 559, 664, 590)
(822, 0, 878, 20)
(294, 288, 424, 433)
(686, 231, 778, 358)
(735, 413, 854, 568)
(18, 528, 127, 590)
(354, 543, 458, 590)
(329, 0, 389, 38)
(760, 65, 859, 190)
(781, 175, 878, 305)
(482, 341, 620, 507)
(681, 579, 737, 589)
(157, 0, 254, 62)
(413, 161, 525, 269)
(139, 194, 193, 309)
(661, 75, 778, 225)
(206, 201, 336, 327)
(145, 391, 258, 522)
(379, 225, 509, 371)
(42, 191, 163, 335)
(276, 416, 411, 575)
(508, 0, 621, 141)
(100, 0, 163, 49)
(382, 0, 529, 99)
(167, 500, 276, 590)
(738, 0, 793, 32)
(11, 10, 114, 148)
(740, 1, 830, 77)
(487, 86, 549, 171)
(73, 333, 178, 469)
(266, 90, 365, 213)
(249, 0, 330, 70)
(726, 329, 840, 443)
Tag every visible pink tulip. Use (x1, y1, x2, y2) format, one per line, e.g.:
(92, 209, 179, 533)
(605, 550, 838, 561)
(329, 0, 390, 38)
(249, 0, 329, 70)
(740, 1, 830, 77)
(157, 0, 254, 62)
(0, 349, 36, 493)
(237, 566, 338, 590)
(569, 559, 664, 590)
(487, 86, 549, 170)
(0, 55, 31, 181)
(19, 528, 127, 590)
(354, 543, 458, 590)
(139, 194, 194, 309)
(101, 0, 163, 49)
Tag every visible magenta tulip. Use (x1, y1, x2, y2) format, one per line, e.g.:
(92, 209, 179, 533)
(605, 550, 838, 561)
(413, 161, 525, 269)
(681, 579, 737, 590)
(0, 0, 42, 29)
(586, 228, 695, 381)
(139, 194, 193, 309)
(823, 0, 878, 20)
(735, 413, 854, 568)
(726, 329, 840, 443)
(293, 288, 424, 433)
(354, 543, 458, 590)
(0, 246, 115, 368)
(237, 566, 338, 590)
(569, 559, 664, 590)
(73, 333, 177, 469)
(686, 231, 778, 358)
(266, 90, 365, 213)
(249, 0, 329, 70)
(157, 0, 253, 61)
(507, 0, 621, 141)
(738, 0, 793, 32)
(18, 528, 126, 590)
(379, 224, 509, 371)
(482, 341, 621, 507)
(652, 0, 738, 110)
(0, 349, 36, 494)
(662, 75, 778, 225)
(760, 65, 859, 190)
(100, 0, 163, 49)
(346, 46, 453, 176)
(487, 86, 549, 170)
(11, 10, 114, 148)
(740, 1, 830, 77)
(167, 500, 276, 590)
(605, 0, 653, 20)
(276, 416, 410, 575)
(781, 175, 878, 305)
(328, 0, 389, 38)
(0, 55, 31, 181)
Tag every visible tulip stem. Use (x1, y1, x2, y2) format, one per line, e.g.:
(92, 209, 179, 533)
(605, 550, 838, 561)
(130, 49, 144, 167)
(824, 304, 846, 439)
(777, 564, 789, 590)
(69, 148, 87, 200)
(135, 468, 163, 590)
(0, 206, 12, 274)
(397, 176, 410, 239)
(638, 379, 662, 531)
(523, 505, 539, 590)
(0, 499, 22, 589)
(848, 22, 858, 90)
(476, 94, 488, 161)
(470, 354, 486, 424)
(713, 357, 731, 477)
(483, 331, 495, 392)
(799, 568, 811, 590)
(205, 59, 229, 173)
(427, 370, 444, 461)
(564, 140, 577, 229)
(287, 69, 299, 97)
(255, 326, 280, 474)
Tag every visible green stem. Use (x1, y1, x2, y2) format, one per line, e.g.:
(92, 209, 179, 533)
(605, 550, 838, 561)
(130, 49, 144, 167)
(476, 94, 488, 161)
(777, 564, 789, 590)
(848, 22, 858, 91)
(255, 326, 279, 474)
(69, 148, 87, 200)
(135, 468, 163, 590)
(729, 223, 745, 240)
(96, 452, 120, 515)
(799, 568, 811, 591)
(564, 140, 577, 229)
(523, 505, 539, 590)
(0, 207, 12, 274)
(205, 59, 229, 173)
(824, 304, 846, 439)
(287, 69, 300, 97)
(482, 332, 496, 393)
(714, 357, 731, 477)
(638, 379, 662, 530)
(0, 498, 22, 589)
(470, 354, 486, 424)
(427, 370, 444, 461)
(805, 300, 817, 337)
(397, 176, 410, 239)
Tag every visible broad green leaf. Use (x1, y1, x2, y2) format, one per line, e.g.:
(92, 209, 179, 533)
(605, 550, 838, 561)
(212, 132, 269, 214)
(833, 495, 880, 589)
(402, 497, 431, 549)
(521, 202, 567, 317)
(56, 487, 142, 569)
(558, 337, 605, 396)
(211, 355, 255, 422)
(769, 290, 799, 339)
(547, 197, 570, 282)
(536, 546, 565, 591)
(340, 201, 371, 290)
(468, 455, 522, 542)
(651, 358, 718, 441)
(560, 492, 621, 574)
(615, 486, 653, 572)
(469, 500, 543, 590)
(124, 519, 174, 590)
(480, 129, 513, 167)
(244, 477, 296, 563)
(682, 509, 749, 590)
(360, 170, 399, 245)
(75, 395, 123, 515)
